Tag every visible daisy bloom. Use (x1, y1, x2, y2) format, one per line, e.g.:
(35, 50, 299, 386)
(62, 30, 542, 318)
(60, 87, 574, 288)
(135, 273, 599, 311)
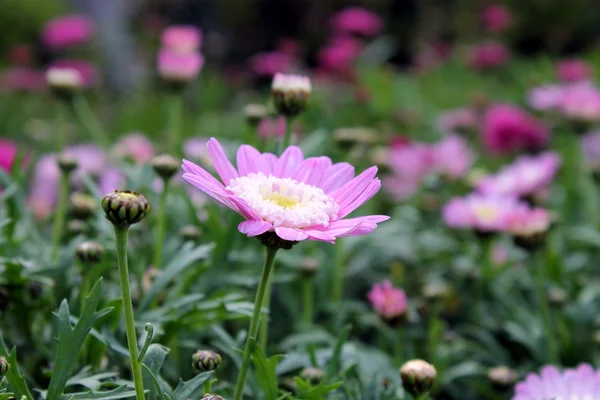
(368, 280, 408, 321)
(442, 194, 527, 233)
(161, 25, 202, 53)
(526, 84, 564, 112)
(556, 58, 591, 83)
(181, 138, 388, 245)
(331, 7, 383, 37)
(157, 49, 204, 86)
(512, 364, 600, 400)
(41, 15, 93, 50)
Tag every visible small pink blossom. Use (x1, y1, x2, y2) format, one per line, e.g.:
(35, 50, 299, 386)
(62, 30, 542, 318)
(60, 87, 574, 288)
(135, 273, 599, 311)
(383, 143, 433, 201)
(481, 5, 512, 33)
(182, 138, 388, 243)
(505, 206, 551, 237)
(477, 152, 560, 198)
(161, 25, 202, 53)
(556, 59, 591, 83)
(468, 41, 511, 70)
(0, 68, 46, 92)
(317, 36, 362, 74)
(113, 133, 155, 164)
(0, 139, 18, 172)
(581, 131, 600, 172)
(442, 194, 528, 232)
(431, 134, 475, 179)
(368, 280, 408, 320)
(437, 108, 478, 134)
(249, 51, 294, 77)
(526, 84, 564, 111)
(183, 137, 212, 166)
(559, 83, 600, 123)
(41, 15, 93, 49)
(48, 59, 98, 88)
(482, 104, 549, 155)
(157, 49, 204, 82)
(331, 7, 383, 37)
(512, 364, 600, 400)
(258, 117, 287, 139)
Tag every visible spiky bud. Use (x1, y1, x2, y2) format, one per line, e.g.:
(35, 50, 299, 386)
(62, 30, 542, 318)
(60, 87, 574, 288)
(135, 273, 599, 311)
(76, 241, 104, 264)
(0, 356, 9, 378)
(300, 367, 325, 384)
(56, 154, 78, 175)
(244, 104, 269, 126)
(400, 359, 437, 397)
(180, 225, 201, 242)
(151, 154, 180, 181)
(101, 190, 150, 228)
(487, 366, 518, 390)
(192, 350, 222, 372)
(299, 258, 320, 277)
(69, 193, 97, 220)
(200, 395, 224, 400)
(271, 73, 311, 117)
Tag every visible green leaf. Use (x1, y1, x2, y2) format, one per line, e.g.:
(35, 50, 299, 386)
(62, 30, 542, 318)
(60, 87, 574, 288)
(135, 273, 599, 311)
(142, 344, 170, 400)
(0, 332, 34, 399)
(325, 325, 351, 381)
(64, 386, 137, 400)
(0, 394, 16, 400)
(170, 371, 213, 400)
(251, 344, 286, 400)
(142, 364, 166, 400)
(46, 279, 114, 400)
(293, 378, 343, 399)
(66, 367, 118, 390)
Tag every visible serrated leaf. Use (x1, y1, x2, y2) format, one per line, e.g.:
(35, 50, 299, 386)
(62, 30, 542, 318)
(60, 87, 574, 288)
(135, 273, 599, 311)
(0, 332, 34, 399)
(47, 279, 113, 400)
(66, 367, 118, 390)
(142, 344, 170, 400)
(251, 345, 286, 400)
(64, 386, 137, 400)
(142, 364, 166, 400)
(293, 378, 343, 399)
(170, 371, 213, 400)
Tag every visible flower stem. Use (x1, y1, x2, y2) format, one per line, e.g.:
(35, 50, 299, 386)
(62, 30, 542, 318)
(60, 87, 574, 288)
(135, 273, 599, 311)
(302, 278, 313, 327)
(331, 238, 345, 302)
(114, 226, 146, 400)
(55, 101, 69, 151)
(233, 246, 278, 400)
(203, 381, 212, 395)
(279, 116, 294, 154)
(73, 94, 109, 148)
(153, 180, 169, 269)
(167, 93, 183, 155)
(50, 172, 69, 263)
(259, 272, 273, 354)
(534, 248, 558, 363)
(393, 326, 404, 364)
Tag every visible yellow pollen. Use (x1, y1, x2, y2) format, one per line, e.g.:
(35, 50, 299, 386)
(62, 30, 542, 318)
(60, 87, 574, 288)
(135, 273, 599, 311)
(473, 205, 498, 222)
(265, 192, 300, 209)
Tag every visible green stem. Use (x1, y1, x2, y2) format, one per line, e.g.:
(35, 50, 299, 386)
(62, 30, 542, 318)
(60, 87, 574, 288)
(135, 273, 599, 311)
(233, 246, 278, 400)
(302, 278, 313, 327)
(153, 180, 169, 269)
(79, 262, 90, 313)
(203, 381, 212, 395)
(279, 116, 294, 154)
(73, 95, 109, 148)
(50, 173, 69, 263)
(259, 269, 274, 354)
(331, 239, 345, 302)
(114, 226, 146, 400)
(55, 101, 69, 151)
(167, 93, 183, 155)
(534, 248, 558, 363)
(414, 394, 430, 400)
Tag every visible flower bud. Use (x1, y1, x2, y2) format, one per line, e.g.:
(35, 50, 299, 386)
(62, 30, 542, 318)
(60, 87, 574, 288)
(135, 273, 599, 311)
(487, 366, 517, 390)
(101, 190, 150, 228)
(244, 104, 269, 126)
(47, 67, 82, 100)
(151, 154, 180, 181)
(271, 73, 311, 117)
(192, 350, 222, 372)
(67, 219, 87, 236)
(69, 193, 97, 220)
(300, 367, 325, 384)
(400, 359, 437, 397)
(76, 241, 104, 264)
(299, 257, 320, 277)
(180, 225, 201, 242)
(548, 287, 567, 306)
(259, 231, 299, 250)
(422, 281, 450, 303)
(200, 395, 224, 400)
(56, 154, 78, 175)
(0, 356, 9, 378)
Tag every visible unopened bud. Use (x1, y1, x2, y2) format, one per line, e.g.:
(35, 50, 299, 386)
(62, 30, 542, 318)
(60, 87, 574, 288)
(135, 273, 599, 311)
(101, 190, 150, 228)
(192, 350, 222, 372)
(200, 395, 224, 400)
(400, 359, 437, 397)
(422, 282, 449, 302)
(300, 367, 325, 384)
(67, 219, 87, 236)
(151, 154, 180, 181)
(47, 67, 82, 100)
(244, 104, 269, 126)
(271, 73, 311, 117)
(548, 287, 567, 306)
(76, 241, 104, 264)
(69, 193, 97, 220)
(56, 154, 78, 175)
(180, 225, 201, 242)
(299, 258, 320, 277)
(487, 366, 518, 390)
(0, 356, 9, 378)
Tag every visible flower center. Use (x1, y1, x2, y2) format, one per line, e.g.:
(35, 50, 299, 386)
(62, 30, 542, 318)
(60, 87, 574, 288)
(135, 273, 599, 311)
(473, 204, 498, 222)
(226, 173, 339, 229)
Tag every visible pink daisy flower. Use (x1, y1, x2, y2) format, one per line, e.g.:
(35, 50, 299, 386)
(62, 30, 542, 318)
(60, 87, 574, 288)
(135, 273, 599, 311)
(249, 51, 294, 77)
(41, 15, 93, 50)
(505, 206, 551, 238)
(431, 134, 475, 179)
(161, 25, 202, 53)
(182, 138, 388, 243)
(157, 49, 204, 83)
(468, 41, 511, 70)
(442, 194, 527, 232)
(481, 4, 512, 33)
(560, 82, 600, 123)
(383, 143, 433, 201)
(368, 280, 408, 320)
(331, 7, 383, 37)
(526, 84, 564, 112)
(512, 364, 600, 400)
(113, 133, 155, 164)
(556, 59, 591, 83)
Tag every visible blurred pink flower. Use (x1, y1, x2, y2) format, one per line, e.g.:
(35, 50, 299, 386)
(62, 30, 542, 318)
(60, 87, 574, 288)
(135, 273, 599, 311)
(161, 25, 202, 53)
(527, 84, 564, 111)
(431, 134, 475, 179)
(581, 131, 600, 172)
(277, 38, 301, 57)
(413, 42, 452, 73)
(157, 49, 204, 82)
(468, 41, 510, 70)
(0, 68, 46, 92)
(113, 133, 155, 164)
(249, 51, 293, 77)
(482, 104, 549, 155)
(442, 194, 528, 232)
(99, 168, 125, 194)
(505, 206, 551, 237)
(556, 59, 591, 83)
(383, 143, 432, 201)
(331, 7, 383, 37)
(368, 280, 408, 320)
(559, 83, 600, 124)
(49, 59, 98, 88)
(512, 364, 600, 400)
(183, 137, 212, 166)
(258, 116, 287, 139)
(477, 152, 560, 198)
(41, 15, 93, 49)
(317, 36, 362, 74)
(9, 44, 33, 66)
(481, 5, 512, 33)
(0, 139, 18, 172)
(437, 108, 478, 134)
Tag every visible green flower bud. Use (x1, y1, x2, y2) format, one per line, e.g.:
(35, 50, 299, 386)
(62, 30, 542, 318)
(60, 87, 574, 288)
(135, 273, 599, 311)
(271, 74, 311, 117)
(200, 395, 224, 400)
(101, 190, 150, 228)
(151, 154, 180, 181)
(487, 366, 518, 391)
(192, 350, 222, 372)
(180, 225, 201, 242)
(300, 367, 325, 384)
(243, 103, 269, 126)
(0, 356, 9, 378)
(76, 241, 104, 264)
(56, 154, 78, 175)
(400, 359, 437, 397)
(67, 219, 87, 236)
(69, 193, 97, 220)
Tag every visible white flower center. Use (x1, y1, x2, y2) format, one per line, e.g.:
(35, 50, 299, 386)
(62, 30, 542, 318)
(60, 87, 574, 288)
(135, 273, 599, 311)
(226, 173, 339, 229)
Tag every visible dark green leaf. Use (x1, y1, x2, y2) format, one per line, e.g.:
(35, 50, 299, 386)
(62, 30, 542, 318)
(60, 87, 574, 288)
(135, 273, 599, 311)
(0, 332, 34, 399)
(170, 371, 213, 400)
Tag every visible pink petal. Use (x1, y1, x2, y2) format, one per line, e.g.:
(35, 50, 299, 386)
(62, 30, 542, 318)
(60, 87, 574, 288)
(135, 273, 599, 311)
(207, 138, 239, 185)
(237, 145, 268, 176)
(261, 153, 278, 175)
(273, 146, 304, 178)
(182, 172, 238, 211)
(238, 220, 272, 236)
(304, 230, 336, 243)
(291, 157, 330, 185)
(338, 179, 382, 218)
(275, 227, 309, 241)
(338, 215, 390, 237)
(330, 166, 378, 205)
(321, 163, 355, 193)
